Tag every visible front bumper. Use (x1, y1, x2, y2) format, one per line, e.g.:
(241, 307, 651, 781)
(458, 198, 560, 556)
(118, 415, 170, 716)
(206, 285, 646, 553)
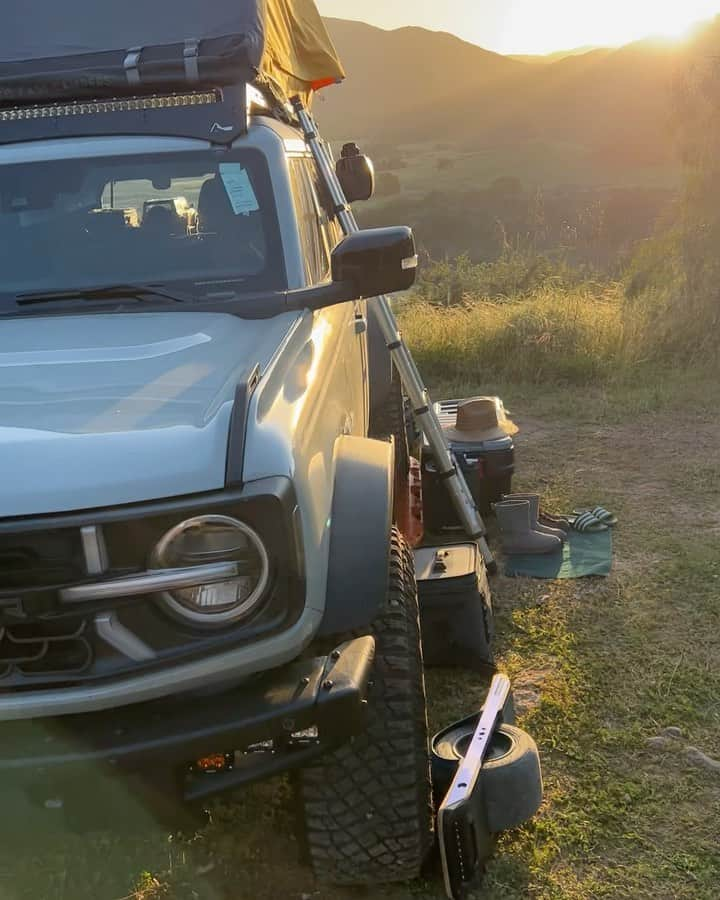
(0, 636, 374, 820)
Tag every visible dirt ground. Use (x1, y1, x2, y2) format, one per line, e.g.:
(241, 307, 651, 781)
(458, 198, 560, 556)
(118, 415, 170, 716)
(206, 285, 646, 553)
(3, 396, 720, 900)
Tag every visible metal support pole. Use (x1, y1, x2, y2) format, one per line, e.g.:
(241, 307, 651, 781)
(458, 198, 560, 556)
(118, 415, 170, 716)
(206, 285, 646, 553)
(291, 96, 495, 572)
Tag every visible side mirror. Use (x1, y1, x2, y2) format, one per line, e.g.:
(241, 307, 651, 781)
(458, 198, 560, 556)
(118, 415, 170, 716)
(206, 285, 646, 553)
(332, 226, 418, 298)
(336, 143, 375, 202)
(272, 227, 417, 315)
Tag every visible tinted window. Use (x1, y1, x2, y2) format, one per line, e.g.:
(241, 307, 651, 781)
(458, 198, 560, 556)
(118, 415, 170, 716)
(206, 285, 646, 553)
(288, 157, 331, 285)
(307, 159, 343, 253)
(0, 150, 285, 299)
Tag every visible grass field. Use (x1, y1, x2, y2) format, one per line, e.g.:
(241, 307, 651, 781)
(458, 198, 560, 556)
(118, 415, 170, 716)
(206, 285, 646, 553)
(357, 140, 681, 209)
(4, 375, 718, 900)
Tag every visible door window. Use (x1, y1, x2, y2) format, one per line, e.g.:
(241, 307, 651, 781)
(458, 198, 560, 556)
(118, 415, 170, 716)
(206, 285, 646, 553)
(288, 157, 330, 285)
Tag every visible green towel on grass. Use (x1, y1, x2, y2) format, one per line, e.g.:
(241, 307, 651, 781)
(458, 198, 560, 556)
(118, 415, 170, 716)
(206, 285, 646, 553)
(504, 529, 612, 579)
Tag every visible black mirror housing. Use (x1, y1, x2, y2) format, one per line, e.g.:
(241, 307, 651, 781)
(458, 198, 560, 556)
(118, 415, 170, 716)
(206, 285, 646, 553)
(336, 143, 375, 202)
(181, 230, 417, 317)
(332, 226, 418, 298)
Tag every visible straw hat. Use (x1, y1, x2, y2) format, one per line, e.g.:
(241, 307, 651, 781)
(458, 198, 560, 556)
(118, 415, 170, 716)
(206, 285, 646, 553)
(443, 397, 518, 444)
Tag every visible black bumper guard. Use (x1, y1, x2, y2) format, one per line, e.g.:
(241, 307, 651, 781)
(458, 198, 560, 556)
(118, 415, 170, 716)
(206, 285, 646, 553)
(0, 637, 375, 809)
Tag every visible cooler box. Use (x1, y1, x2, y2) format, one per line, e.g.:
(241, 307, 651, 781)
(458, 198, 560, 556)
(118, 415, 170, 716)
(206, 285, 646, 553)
(414, 543, 494, 673)
(422, 399, 515, 532)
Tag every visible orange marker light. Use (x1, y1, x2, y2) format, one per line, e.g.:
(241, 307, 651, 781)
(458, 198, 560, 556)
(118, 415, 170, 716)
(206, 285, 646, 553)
(195, 753, 232, 773)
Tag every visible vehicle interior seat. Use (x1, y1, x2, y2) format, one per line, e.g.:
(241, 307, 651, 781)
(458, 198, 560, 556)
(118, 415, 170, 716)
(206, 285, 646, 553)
(198, 176, 235, 233)
(142, 203, 176, 236)
(198, 175, 266, 267)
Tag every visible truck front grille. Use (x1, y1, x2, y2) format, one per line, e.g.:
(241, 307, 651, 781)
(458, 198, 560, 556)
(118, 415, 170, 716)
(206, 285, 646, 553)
(0, 619, 92, 679)
(0, 531, 84, 589)
(0, 492, 296, 693)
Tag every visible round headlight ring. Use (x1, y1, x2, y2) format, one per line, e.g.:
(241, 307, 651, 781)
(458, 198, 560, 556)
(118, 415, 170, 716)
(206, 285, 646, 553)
(152, 515, 270, 627)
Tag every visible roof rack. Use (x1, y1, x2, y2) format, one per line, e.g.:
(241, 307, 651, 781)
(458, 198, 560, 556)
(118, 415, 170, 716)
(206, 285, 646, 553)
(0, 1, 342, 118)
(0, 81, 298, 147)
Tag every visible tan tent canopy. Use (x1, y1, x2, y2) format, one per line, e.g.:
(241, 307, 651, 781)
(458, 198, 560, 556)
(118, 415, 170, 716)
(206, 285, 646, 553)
(265, 0, 345, 98)
(0, 0, 344, 104)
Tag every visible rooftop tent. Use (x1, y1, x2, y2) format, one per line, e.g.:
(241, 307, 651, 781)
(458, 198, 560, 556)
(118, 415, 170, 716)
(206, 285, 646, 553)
(0, 0, 344, 104)
(264, 0, 345, 96)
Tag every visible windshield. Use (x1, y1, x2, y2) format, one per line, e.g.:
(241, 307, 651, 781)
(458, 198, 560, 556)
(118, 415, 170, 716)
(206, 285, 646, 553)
(0, 148, 286, 303)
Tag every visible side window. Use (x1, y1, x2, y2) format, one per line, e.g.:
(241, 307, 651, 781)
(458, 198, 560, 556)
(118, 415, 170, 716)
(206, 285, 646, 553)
(288, 157, 329, 285)
(306, 159, 343, 254)
(325, 215, 343, 251)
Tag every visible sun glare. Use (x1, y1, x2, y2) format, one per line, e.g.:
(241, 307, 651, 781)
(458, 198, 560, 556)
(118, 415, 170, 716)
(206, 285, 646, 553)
(494, 0, 720, 55)
(652, 10, 702, 39)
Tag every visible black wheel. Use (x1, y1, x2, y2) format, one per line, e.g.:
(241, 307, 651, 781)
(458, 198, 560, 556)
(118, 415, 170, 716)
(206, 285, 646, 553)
(296, 528, 434, 885)
(432, 716, 542, 833)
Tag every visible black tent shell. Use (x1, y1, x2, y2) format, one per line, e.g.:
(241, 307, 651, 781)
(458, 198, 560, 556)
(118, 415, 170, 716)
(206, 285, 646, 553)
(0, 0, 344, 104)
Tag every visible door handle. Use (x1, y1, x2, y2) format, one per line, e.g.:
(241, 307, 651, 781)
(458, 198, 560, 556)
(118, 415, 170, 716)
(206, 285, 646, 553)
(354, 313, 367, 335)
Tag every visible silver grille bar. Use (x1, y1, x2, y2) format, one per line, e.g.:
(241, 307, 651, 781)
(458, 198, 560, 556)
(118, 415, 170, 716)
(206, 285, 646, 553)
(59, 562, 239, 604)
(80, 524, 109, 576)
(95, 612, 156, 661)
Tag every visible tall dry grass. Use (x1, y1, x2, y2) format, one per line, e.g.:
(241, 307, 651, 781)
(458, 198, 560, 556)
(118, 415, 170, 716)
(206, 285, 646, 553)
(398, 248, 719, 389)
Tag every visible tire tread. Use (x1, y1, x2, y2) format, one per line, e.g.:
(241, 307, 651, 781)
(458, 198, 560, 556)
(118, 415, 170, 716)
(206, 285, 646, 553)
(297, 528, 433, 884)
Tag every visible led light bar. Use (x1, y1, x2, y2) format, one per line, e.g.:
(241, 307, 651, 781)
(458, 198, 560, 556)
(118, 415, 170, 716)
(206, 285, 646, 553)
(0, 90, 220, 122)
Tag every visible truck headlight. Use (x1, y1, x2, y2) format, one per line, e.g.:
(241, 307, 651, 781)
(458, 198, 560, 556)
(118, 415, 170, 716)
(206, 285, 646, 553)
(151, 515, 270, 626)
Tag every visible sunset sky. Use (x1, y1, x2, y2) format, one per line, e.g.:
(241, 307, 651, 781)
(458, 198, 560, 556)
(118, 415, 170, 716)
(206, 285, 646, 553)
(317, 0, 720, 54)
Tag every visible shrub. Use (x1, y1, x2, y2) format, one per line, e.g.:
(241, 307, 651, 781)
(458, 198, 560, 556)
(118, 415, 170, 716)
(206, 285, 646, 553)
(399, 285, 630, 386)
(414, 249, 587, 305)
(398, 245, 719, 389)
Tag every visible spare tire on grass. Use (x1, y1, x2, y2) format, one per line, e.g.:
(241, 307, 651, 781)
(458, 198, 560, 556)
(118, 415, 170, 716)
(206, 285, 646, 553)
(432, 713, 542, 833)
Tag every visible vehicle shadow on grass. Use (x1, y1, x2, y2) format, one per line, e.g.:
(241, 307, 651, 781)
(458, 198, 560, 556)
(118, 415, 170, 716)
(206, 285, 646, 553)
(0, 720, 534, 900)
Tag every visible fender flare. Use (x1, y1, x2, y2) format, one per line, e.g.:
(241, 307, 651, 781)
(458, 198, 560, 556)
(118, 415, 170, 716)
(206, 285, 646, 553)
(318, 434, 394, 636)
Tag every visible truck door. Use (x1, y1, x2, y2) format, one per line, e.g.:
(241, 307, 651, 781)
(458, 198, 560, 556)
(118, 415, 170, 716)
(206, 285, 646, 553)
(287, 156, 368, 436)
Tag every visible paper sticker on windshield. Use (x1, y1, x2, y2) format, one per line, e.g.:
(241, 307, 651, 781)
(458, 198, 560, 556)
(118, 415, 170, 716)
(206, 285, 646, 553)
(219, 164, 260, 215)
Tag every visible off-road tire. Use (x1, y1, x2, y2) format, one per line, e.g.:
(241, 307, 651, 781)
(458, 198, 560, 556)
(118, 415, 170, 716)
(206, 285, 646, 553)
(370, 371, 410, 498)
(297, 528, 434, 884)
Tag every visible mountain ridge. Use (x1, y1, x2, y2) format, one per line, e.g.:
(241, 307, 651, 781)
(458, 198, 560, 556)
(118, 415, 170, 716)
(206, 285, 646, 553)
(510, 46, 609, 63)
(315, 16, 715, 172)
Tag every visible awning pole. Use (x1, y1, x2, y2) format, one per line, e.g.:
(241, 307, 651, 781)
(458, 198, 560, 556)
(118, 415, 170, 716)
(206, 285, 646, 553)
(291, 96, 496, 573)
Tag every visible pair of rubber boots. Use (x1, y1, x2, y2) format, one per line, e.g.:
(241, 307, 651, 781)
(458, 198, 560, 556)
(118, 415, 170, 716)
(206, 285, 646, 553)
(495, 493, 565, 555)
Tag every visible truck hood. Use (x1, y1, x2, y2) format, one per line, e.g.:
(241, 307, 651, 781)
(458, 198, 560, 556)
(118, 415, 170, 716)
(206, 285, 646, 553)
(0, 311, 299, 517)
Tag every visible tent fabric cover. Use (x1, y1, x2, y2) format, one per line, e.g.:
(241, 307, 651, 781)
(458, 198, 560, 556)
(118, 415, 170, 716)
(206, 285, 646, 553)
(0, 0, 344, 104)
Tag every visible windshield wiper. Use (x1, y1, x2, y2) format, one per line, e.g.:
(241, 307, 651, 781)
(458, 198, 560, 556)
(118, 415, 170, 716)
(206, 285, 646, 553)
(14, 283, 193, 307)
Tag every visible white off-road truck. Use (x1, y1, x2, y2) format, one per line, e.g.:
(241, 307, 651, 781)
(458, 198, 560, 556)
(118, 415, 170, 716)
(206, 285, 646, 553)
(0, 2, 542, 893)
